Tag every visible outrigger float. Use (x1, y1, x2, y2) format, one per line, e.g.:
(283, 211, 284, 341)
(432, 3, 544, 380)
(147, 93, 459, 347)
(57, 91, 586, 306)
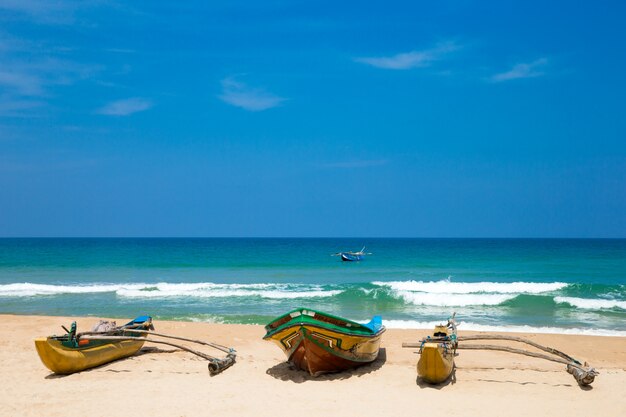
(403, 314, 599, 387)
(35, 316, 236, 376)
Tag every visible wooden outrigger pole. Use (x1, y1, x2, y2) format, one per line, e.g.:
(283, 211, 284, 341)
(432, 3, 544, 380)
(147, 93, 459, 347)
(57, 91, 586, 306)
(402, 318, 598, 386)
(78, 328, 236, 375)
(455, 334, 598, 386)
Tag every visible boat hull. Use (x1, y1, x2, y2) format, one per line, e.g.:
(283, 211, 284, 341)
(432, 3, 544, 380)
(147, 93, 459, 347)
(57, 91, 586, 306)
(341, 253, 363, 262)
(417, 342, 454, 384)
(34, 337, 145, 374)
(264, 309, 385, 376)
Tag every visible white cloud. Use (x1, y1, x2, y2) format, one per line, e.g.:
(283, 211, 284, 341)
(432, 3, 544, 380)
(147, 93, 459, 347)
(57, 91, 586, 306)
(96, 97, 153, 116)
(355, 42, 458, 70)
(218, 77, 286, 111)
(490, 58, 548, 82)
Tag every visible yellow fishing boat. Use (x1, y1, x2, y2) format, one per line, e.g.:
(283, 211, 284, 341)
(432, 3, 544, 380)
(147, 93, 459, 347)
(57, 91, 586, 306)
(416, 315, 457, 384)
(35, 316, 153, 374)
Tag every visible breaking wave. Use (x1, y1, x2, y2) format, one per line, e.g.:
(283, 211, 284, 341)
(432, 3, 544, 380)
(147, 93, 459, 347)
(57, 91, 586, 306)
(394, 292, 516, 306)
(372, 280, 568, 294)
(0, 283, 145, 297)
(381, 320, 626, 337)
(1, 280, 624, 311)
(554, 296, 626, 310)
(371, 279, 568, 307)
(0, 282, 342, 299)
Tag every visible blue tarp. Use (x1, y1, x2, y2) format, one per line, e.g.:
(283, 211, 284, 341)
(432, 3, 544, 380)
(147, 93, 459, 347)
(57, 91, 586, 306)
(362, 315, 383, 333)
(125, 315, 151, 326)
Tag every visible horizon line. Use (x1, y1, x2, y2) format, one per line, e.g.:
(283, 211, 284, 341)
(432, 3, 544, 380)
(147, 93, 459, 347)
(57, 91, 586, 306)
(0, 236, 624, 240)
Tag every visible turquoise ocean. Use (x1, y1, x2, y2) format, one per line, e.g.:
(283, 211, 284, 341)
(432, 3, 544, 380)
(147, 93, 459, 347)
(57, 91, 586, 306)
(1, 238, 625, 336)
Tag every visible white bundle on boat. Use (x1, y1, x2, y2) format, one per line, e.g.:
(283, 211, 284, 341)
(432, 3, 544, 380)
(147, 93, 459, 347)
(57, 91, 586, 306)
(91, 320, 117, 332)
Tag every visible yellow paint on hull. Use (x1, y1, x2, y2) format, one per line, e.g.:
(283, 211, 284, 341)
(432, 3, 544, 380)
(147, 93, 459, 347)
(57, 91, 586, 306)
(266, 323, 384, 375)
(417, 342, 454, 384)
(34, 337, 145, 374)
(266, 324, 382, 362)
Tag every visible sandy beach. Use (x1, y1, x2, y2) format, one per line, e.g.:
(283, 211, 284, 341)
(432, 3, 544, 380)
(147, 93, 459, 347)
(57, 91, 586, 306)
(1, 315, 624, 417)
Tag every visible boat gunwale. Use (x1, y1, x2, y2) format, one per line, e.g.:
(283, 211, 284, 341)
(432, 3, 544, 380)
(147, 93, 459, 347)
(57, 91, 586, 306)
(44, 334, 147, 352)
(264, 320, 386, 340)
(264, 307, 383, 336)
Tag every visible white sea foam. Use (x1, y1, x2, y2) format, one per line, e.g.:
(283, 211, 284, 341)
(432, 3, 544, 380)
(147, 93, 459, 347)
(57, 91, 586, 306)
(397, 291, 517, 306)
(380, 320, 626, 337)
(0, 282, 341, 299)
(554, 296, 626, 310)
(0, 282, 146, 297)
(372, 280, 568, 294)
(187, 315, 226, 324)
(116, 287, 341, 299)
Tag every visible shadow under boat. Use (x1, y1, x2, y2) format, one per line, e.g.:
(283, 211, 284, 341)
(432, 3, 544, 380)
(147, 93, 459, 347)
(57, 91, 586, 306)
(266, 348, 387, 383)
(415, 365, 457, 389)
(43, 346, 180, 379)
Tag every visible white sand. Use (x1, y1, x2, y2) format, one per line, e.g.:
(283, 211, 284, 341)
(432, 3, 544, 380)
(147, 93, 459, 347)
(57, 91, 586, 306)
(1, 315, 625, 417)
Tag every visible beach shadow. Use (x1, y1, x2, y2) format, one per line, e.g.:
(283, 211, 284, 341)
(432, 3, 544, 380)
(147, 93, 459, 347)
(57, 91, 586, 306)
(45, 373, 69, 380)
(43, 360, 130, 379)
(464, 366, 593, 390)
(266, 348, 387, 383)
(474, 378, 573, 388)
(135, 346, 178, 356)
(415, 366, 457, 390)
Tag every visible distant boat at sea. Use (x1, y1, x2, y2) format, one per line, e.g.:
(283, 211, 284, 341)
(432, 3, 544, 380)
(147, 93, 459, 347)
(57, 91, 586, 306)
(332, 246, 371, 262)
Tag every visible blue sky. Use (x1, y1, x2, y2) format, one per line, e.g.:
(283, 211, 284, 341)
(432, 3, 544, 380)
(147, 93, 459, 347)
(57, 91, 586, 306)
(0, 1, 625, 237)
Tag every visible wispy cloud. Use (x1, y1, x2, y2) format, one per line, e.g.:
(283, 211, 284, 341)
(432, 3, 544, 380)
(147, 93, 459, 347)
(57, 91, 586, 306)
(0, 3, 126, 118)
(321, 159, 389, 169)
(0, 154, 98, 173)
(0, 48, 98, 94)
(355, 42, 458, 70)
(0, 95, 44, 117)
(0, 33, 32, 53)
(490, 58, 548, 82)
(96, 98, 153, 116)
(0, 0, 88, 24)
(219, 77, 286, 111)
(0, 48, 99, 117)
(0, 70, 43, 95)
(104, 48, 136, 54)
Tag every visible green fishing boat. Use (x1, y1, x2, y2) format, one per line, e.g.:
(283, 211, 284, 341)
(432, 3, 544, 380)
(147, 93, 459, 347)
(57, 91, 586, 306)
(264, 307, 385, 376)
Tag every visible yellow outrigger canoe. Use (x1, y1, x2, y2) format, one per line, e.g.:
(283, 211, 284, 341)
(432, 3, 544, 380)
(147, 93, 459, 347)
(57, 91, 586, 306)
(35, 316, 153, 374)
(404, 314, 599, 387)
(416, 315, 457, 384)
